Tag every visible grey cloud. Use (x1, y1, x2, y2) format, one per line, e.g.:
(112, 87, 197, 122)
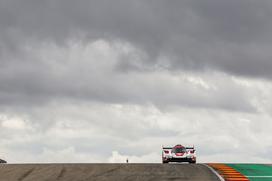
(0, 37, 255, 112)
(1, 0, 272, 78)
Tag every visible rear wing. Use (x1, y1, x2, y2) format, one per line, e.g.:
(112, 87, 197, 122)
(185, 146, 195, 150)
(162, 145, 196, 152)
(162, 147, 172, 150)
(162, 146, 195, 149)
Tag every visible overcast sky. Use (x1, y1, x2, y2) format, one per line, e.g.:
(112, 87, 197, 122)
(1, 0, 272, 163)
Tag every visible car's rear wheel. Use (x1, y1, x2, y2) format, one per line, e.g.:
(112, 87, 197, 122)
(162, 161, 169, 164)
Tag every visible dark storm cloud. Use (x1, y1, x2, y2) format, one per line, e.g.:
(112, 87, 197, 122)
(0, 38, 254, 112)
(1, 0, 272, 78)
(0, 0, 265, 112)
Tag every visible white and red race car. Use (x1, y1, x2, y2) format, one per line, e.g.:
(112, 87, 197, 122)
(162, 144, 196, 164)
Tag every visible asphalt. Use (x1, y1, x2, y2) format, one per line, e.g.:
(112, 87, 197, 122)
(0, 163, 220, 181)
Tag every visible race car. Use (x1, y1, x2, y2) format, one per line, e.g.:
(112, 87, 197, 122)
(162, 144, 196, 164)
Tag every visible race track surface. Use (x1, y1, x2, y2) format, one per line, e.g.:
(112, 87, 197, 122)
(0, 163, 220, 181)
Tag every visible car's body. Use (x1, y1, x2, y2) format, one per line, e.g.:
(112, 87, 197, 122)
(162, 144, 196, 164)
(0, 159, 7, 164)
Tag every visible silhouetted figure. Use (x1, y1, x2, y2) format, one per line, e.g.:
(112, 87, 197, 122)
(126, 158, 129, 163)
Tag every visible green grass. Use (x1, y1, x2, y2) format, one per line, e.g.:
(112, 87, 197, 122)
(227, 164, 272, 181)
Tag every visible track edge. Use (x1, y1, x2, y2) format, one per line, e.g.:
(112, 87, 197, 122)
(201, 164, 225, 181)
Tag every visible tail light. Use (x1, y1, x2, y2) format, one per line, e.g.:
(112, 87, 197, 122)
(164, 150, 169, 154)
(190, 150, 195, 154)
